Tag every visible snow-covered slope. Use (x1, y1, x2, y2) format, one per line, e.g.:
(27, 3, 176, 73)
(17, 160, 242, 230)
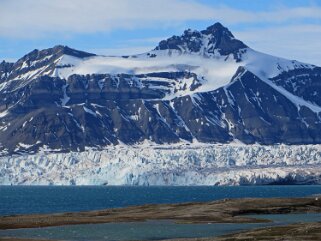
(52, 49, 313, 99)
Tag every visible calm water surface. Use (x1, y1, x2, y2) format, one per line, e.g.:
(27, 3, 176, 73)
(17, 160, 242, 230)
(0, 185, 321, 216)
(1, 214, 321, 241)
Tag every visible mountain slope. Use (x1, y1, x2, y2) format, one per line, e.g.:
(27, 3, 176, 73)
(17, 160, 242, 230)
(0, 23, 320, 156)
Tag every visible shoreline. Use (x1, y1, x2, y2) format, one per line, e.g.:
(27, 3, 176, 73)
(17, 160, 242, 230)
(167, 221, 321, 241)
(1, 196, 321, 240)
(1, 197, 321, 229)
(2, 222, 321, 241)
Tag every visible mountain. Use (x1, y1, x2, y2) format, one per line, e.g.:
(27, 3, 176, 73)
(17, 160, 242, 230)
(1, 22, 321, 185)
(0, 22, 320, 155)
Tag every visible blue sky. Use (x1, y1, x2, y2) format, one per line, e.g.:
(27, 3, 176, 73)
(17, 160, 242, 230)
(1, 0, 321, 65)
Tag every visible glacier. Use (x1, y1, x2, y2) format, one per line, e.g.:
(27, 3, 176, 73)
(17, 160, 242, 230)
(1, 144, 321, 185)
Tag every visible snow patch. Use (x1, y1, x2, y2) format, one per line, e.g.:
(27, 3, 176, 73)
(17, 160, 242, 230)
(60, 84, 70, 106)
(83, 106, 97, 117)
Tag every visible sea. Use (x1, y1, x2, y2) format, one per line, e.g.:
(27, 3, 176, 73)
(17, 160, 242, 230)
(1, 185, 321, 216)
(1, 185, 321, 240)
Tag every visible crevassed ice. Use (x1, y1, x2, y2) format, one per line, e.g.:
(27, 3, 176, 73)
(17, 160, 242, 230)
(1, 144, 320, 185)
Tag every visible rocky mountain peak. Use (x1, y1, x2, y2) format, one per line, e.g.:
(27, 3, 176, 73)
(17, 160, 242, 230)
(17, 45, 95, 64)
(154, 22, 247, 57)
(0, 60, 14, 70)
(201, 22, 232, 36)
(4, 46, 96, 82)
(50, 45, 96, 58)
(0, 60, 14, 82)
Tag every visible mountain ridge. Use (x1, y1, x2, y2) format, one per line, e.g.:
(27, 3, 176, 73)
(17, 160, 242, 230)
(154, 22, 247, 59)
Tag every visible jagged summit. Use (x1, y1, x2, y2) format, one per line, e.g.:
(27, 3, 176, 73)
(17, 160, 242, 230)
(17, 45, 95, 64)
(50, 45, 96, 58)
(154, 22, 247, 57)
(4, 45, 96, 81)
(201, 22, 232, 36)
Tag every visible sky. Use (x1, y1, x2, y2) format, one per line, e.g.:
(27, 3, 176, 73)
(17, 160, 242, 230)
(1, 0, 321, 65)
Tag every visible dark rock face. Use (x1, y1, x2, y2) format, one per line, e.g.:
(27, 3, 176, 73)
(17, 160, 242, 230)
(270, 67, 321, 106)
(222, 68, 321, 144)
(0, 22, 320, 155)
(0, 67, 321, 155)
(155, 22, 247, 58)
(0, 61, 14, 83)
(200, 23, 248, 56)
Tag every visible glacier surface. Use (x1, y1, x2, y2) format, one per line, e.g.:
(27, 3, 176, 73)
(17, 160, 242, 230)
(1, 144, 321, 185)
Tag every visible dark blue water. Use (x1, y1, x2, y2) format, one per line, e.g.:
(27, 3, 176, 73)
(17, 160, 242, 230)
(2, 214, 321, 241)
(1, 185, 321, 216)
(0, 220, 267, 241)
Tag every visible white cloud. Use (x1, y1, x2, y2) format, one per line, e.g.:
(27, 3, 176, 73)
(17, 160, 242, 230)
(88, 46, 154, 56)
(1, 0, 321, 65)
(1, 0, 321, 38)
(235, 25, 321, 66)
(91, 24, 321, 66)
(0, 0, 215, 38)
(1, 57, 17, 63)
(89, 37, 166, 56)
